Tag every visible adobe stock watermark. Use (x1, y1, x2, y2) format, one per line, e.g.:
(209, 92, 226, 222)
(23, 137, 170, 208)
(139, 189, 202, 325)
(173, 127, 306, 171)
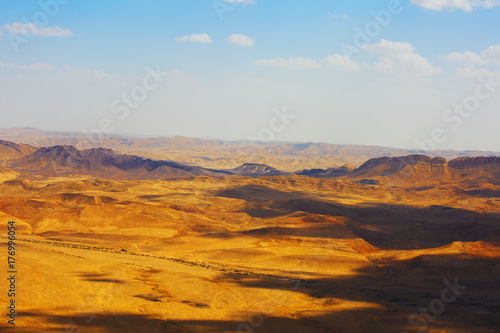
(402, 277, 467, 333)
(247, 107, 296, 143)
(212, 0, 251, 21)
(233, 106, 296, 164)
(82, 65, 169, 147)
(5, 0, 71, 53)
(415, 73, 499, 151)
(341, 0, 403, 57)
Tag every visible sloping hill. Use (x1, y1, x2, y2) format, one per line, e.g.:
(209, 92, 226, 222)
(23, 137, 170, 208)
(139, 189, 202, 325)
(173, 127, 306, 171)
(0, 140, 37, 160)
(0, 167, 19, 182)
(8, 144, 230, 180)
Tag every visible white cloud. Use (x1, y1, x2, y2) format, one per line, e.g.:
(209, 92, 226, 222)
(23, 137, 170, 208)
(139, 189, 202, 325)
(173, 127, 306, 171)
(439, 51, 487, 67)
(255, 40, 441, 75)
(410, 0, 500, 11)
(226, 33, 255, 46)
(8, 63, 55, 71)
(255, 54, 360, 71)
(174, 33, 213, 44)
(440, 43, 500, 68)
(0, 22, 73, 36)
(441, 44, 500, 79)
(483, 44, 500, 65)
(362, 40, 442, 76)
(222, 0, 256, 4)
(362, 39, 415, 55)
(373, 53, 443, 76)
(321, 54, 360, 71)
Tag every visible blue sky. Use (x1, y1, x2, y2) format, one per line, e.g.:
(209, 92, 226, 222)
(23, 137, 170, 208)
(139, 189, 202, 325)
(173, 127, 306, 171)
(0, 0, 499, 151)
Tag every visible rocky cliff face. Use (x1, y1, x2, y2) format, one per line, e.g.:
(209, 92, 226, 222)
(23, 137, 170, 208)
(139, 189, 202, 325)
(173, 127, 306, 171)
(296, 164, 356, 178)
(229, 163, 284, 176)
(448, 156, 500, 169)
(353, 154, 435, 177)
(355, 155, 447, 172)
(350, 154, 499, 184)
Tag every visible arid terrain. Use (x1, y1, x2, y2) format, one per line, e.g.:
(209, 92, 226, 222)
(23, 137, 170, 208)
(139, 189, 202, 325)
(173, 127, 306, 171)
(1, 136, 499, 332)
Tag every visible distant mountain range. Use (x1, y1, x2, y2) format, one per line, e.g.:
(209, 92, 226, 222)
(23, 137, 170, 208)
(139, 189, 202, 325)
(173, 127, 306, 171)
(1, 139, 499, 186)
(1, 128, 499, 172)
(2, 142, 230, 180)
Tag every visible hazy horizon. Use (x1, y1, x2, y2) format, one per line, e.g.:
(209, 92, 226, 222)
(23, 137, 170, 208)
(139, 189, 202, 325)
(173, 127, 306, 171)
(2, 126, 500, 155)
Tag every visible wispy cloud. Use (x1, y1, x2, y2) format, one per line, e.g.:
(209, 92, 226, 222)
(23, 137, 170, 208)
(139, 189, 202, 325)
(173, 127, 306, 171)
(0, 22, 73, 37)
(410, 0, 500, 11)
(174, 33, 213, 43)
(255, 54, 359, 71)
(328, 11, 349, 20)
(361, 39, 415, 55)
(455, 67, 498, 79)
(8, 63, 55, 71)
(63, 65, 110, 80)
(255, 58, 321, 69)
(226, 33, 255, 46)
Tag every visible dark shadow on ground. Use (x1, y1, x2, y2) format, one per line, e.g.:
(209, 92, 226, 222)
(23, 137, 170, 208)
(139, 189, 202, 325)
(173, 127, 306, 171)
(14, 301, 499, 333)
(215, 184, 500, 250)
(465, 188, 500, 198)
(77, 273, 126, 284)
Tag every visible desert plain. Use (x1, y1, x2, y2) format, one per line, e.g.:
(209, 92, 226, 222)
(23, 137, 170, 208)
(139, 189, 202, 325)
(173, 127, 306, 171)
(0, 134, 499, 333)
